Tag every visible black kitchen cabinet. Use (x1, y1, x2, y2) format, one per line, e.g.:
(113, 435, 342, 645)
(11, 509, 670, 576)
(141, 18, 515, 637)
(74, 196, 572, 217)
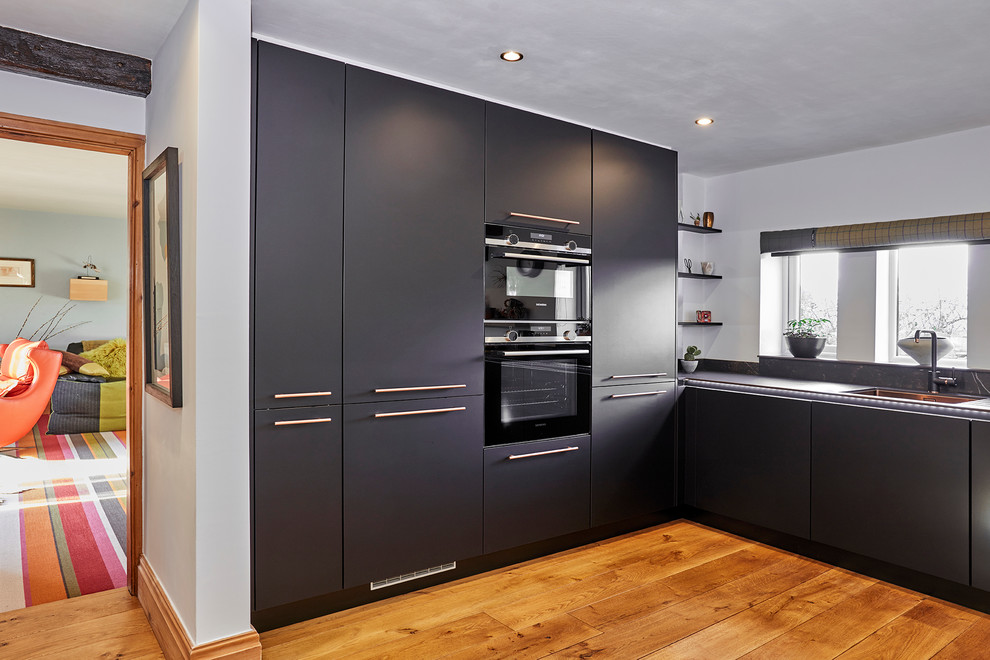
(591, 383, 676, 526)
(591, 131, 676, 385)
(975, 420, 990, 591)
(685, 387, 811, 538)
(484, 435, 591, 554)
(253, 42, 343, 410)
(485, 104, 591, 234)
(342, 396, 483, 588)
(254, 406, 341, 610)
(811, 403, 969, 584)
(342, 66, 484, 404)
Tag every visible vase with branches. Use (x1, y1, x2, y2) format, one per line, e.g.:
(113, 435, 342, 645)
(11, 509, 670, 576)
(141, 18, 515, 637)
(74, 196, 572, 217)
(15, 297, 91, 343)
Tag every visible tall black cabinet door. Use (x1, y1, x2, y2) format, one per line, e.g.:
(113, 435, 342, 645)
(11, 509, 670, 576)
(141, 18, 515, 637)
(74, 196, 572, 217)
(685, 388, 811, 538)
(254, 406, 341, 610)
(254, 42, 343, 409)
(591, 132, 676, 385)
(485, 104, 591, 234)
(811, 403, 969, 584)
(591, 383, 677, 526)
(342, 396, 483, 588)
(974, 421, 990, 591)
(343, 66, 484, 404)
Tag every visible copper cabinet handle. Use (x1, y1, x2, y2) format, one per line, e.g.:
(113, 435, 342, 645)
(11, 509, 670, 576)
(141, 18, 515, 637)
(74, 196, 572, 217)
(374, 384, 467, 393)
(274, 417, 333, 426)
(509, 212, 580, 226)
(374, 406, 466, 418)
(274, 391, 333, 399)
(508, 446, 580, 460)
(609, 391, 667, 398)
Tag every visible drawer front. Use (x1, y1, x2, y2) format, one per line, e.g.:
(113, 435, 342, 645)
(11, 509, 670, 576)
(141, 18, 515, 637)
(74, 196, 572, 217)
(254, 406, 341, 610)
(484, 435, 591, 554)
(343, 395, 483, 588)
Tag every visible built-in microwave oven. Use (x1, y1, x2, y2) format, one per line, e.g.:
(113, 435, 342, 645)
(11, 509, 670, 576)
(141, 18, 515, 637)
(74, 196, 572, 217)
(484, 224, 591, 323)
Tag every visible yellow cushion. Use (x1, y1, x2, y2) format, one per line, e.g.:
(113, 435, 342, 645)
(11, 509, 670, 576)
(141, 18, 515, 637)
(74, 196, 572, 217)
(80, 338, 127, 378)
(59, 365, 70, 376)
(78, 362, 111, 377)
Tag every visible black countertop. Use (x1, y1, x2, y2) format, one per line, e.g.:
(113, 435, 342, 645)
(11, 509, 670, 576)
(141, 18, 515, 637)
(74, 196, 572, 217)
(681, 370, 990, 421)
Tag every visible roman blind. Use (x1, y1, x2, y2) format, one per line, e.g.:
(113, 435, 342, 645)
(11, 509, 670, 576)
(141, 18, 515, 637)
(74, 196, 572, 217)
(760, 211, 990, 254)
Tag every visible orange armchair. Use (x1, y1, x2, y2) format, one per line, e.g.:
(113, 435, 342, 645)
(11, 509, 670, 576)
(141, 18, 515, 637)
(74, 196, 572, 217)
(0, 343, 63, 447)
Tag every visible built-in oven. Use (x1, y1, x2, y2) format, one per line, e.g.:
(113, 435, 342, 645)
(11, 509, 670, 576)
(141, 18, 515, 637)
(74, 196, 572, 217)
(484, 322, 591, 446)
(484, 224, 591, 322)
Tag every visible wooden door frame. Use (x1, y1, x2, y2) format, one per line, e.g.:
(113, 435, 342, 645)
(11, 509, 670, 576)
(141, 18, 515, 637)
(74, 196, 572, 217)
(0, 111, 145, 594)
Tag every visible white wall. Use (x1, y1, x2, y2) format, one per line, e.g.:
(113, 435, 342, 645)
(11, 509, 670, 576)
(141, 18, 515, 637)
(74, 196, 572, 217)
(702, 125, 990, 362)
(0, 69, 145, 135)
(0, 208, 127, 348)
(143, 0, 252, 646)
(143, 0, 199, 639)
(677, 173, 722, 361)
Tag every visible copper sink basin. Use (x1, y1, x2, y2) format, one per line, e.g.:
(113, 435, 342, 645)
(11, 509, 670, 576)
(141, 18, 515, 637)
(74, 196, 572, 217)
(846, 388, 983, 405)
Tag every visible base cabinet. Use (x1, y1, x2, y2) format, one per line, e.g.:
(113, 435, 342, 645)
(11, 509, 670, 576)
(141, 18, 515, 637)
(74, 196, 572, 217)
(253, 407, 341, 610)
(974, 421, 990, 591)
(685, 387, 811, 538)
(342, 396, 483, 588)
(591, 384, 676, 526)
(811, 403, 969, 584)
(484, 435, 591, 554)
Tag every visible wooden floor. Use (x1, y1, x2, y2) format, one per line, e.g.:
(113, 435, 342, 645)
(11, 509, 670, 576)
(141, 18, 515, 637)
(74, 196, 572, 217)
(262, 521, 990, 659)
(5, 520, 990, 658)
(0, 587, 163, 659)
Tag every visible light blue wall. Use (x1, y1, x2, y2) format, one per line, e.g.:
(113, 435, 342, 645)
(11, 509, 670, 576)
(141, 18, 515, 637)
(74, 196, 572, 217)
(0, 207, 126, 350)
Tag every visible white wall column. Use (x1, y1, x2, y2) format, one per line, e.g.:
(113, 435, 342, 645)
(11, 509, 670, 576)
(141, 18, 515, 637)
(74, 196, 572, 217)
(969, 244, 990, 369)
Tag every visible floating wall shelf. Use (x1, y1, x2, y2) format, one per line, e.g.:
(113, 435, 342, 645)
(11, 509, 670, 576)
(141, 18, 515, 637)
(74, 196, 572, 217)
(677, 224, 722, 234)
(678, 272, 722, 280)
(678, 322, 723, 326)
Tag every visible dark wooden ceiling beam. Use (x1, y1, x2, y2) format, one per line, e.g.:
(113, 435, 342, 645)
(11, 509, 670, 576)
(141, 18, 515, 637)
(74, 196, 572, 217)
(0, 25, 151, 97)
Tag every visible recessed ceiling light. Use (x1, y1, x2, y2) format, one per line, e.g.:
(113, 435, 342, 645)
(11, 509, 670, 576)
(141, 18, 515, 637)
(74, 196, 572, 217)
(695, 117, 714, 126)
(500, 50, 523, 62)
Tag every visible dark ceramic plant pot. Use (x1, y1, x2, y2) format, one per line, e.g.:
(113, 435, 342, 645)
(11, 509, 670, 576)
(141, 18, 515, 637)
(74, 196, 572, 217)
(785, 336, 826, 359)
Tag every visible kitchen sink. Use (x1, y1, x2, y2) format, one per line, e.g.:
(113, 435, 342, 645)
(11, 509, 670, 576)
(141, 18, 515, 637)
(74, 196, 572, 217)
(846, 388, 984, 405)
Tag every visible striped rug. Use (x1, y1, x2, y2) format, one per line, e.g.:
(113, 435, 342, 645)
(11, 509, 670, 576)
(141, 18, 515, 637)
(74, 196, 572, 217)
(0, 414, 127, 613)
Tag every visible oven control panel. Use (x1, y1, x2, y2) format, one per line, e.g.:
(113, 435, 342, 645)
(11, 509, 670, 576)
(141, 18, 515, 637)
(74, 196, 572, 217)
(484, 320, 591, 344)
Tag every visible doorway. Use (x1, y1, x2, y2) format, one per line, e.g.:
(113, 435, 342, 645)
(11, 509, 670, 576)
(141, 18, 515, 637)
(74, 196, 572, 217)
(0, 111, 144, 606)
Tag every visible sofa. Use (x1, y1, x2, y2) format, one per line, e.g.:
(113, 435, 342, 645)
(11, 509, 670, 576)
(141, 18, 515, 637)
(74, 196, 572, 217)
(48, 339, 126, 435)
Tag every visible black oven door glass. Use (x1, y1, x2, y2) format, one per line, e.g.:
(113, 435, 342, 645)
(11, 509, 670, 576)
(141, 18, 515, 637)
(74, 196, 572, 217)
(485, 349, 590, 445)
(485, 253, 589, 321)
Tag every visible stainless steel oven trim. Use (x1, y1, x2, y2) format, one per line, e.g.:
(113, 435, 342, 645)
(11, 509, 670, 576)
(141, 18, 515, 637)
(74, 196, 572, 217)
(500, 251, 590, 265)
(499, 349, 590, 356)
(486, 336, 591, 344)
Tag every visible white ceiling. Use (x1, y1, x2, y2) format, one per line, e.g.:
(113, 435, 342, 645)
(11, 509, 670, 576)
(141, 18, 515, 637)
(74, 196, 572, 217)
(0, 138, 128, 219)
(2, 1, 990, 176)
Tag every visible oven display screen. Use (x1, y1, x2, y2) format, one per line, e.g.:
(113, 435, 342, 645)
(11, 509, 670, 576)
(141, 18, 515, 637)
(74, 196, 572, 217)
(530, 232, 552, 241)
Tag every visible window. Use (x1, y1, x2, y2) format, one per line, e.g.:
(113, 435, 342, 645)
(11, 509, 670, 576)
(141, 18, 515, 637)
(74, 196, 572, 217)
(790, 252, 839, 357)
(895, 244, 968, 361)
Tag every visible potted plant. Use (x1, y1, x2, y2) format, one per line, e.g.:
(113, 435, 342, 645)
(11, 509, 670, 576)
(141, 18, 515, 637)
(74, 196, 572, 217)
(783, 317, 832, 358)
(680, 345, 701, 373)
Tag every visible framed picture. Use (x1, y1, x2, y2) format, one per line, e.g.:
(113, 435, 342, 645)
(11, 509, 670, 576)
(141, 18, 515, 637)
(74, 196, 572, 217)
(696, 310, 712, 323)
(0, 257, 35, 287)
(142, 147, 183, 408)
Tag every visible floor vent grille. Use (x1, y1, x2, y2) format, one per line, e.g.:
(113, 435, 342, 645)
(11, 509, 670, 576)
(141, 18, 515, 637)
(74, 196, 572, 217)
(370, 562, 456, 590)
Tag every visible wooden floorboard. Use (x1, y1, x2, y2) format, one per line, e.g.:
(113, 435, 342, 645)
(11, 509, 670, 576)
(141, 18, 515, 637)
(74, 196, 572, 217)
(5, 521, 990, 659)
(0, 587, 163, 659)
(261, 520, 990, 659)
